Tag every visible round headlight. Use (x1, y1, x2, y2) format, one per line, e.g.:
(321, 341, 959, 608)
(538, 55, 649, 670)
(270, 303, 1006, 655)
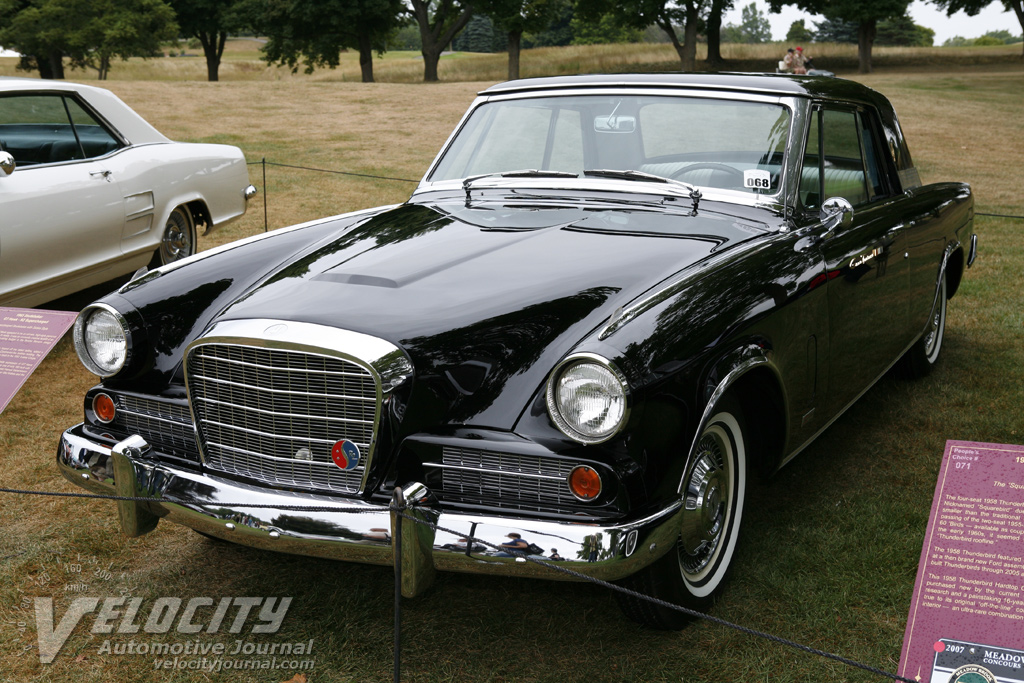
(547, 356, 629, 444)
(74, 306, 128, 377)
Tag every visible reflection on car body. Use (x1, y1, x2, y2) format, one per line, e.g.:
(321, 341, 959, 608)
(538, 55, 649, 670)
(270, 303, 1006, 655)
(0, 77, 255, 307)
(57, 73, 975, 629)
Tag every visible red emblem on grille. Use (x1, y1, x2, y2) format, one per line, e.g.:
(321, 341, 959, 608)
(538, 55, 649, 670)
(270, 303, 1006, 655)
(331, 440, 361, 470)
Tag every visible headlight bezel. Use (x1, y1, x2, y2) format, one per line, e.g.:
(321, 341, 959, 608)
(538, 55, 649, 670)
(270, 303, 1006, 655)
(73, 303, 131, 378)
(546, 353, 631, 445)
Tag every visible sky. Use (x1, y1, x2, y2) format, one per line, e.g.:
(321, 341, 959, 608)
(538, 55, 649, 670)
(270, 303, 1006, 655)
(724, 0, 1022, 44)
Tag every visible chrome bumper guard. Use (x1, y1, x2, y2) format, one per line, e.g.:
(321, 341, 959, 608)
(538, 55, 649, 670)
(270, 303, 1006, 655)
(59, 425, 683, 596)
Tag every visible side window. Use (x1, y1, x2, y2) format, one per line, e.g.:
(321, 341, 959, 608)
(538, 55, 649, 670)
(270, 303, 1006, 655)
(799, 109, 821, 210)
(63, 97, 120, 161)
(0, 94, 119, 166)
(858, 111, 888, 200)
(821, 108, 868, 206)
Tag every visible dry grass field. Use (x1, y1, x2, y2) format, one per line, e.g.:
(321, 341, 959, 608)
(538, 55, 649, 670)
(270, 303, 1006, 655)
(0, 46, 1022, 682)
(2, 38, 1022, 83)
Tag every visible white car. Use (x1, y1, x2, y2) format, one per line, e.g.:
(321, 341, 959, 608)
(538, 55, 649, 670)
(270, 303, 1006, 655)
(0, 77, 256, 307)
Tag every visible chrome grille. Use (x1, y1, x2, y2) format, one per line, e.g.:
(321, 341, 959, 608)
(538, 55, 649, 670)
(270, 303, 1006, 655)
(113, 395, 198, 461)
(186, 344, 378, 493)
(429, 447, 575, 506)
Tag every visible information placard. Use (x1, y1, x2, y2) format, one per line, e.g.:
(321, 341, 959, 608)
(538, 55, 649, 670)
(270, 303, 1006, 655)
(0, 307, 77, 415)
(900, 440, 1024, 683)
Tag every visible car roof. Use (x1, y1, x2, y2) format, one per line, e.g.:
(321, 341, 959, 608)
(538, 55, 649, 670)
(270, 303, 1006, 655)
(481, 72, 893, 109)
(0, 76, 168, 144)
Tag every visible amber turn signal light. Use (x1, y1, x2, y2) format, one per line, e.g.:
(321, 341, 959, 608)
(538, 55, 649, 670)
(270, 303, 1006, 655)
(568, 465, 602, 501)
(92, 393, 116, 423)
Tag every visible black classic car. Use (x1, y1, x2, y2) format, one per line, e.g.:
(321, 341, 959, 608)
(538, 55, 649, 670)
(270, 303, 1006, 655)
(59, 73, 976, 629)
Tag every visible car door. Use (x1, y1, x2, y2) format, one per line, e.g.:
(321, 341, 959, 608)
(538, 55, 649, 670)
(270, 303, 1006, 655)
(0, 92, 126, 306)
(800, 104, 910, 416)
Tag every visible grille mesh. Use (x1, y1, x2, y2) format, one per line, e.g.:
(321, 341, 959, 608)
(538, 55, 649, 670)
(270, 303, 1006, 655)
(186, 344, 378, 493)
(432, 447, 575, 506)
(114, 395, 199, 461)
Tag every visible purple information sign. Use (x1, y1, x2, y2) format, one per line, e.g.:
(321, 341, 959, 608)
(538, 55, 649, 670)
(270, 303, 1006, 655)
(0, 307, 78, 415)
(900, 440, 1024, 683)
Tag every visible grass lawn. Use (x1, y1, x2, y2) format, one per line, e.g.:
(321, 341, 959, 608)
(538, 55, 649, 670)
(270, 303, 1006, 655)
(0, 55, 1022, 682)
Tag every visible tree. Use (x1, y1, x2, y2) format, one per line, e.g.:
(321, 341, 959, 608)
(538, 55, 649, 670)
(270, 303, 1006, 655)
(722, 2, 773, 42)
(453, 14, 498, 51)
(256, 0, 404, 83)
(569, 13, 644, 44)
(773, 0, 909, 72)
(705, 0, 734, 67)
(983, 28, 1024, 42)
(0, 0, 176, 79)
(930, 0, 1024, 56)
(522, 0, 572, 46)
(410, 0, 476, 81)
(812, 16, 859, 41)
(875, 14, 934, 45)
(0, 0, 68, 78)
(785, 18, 814, 42)
(575, 0, 708, 71)
(168, 0, 253, 81)
(487, 0, 562, 79)
(980, 28, 1021, 42)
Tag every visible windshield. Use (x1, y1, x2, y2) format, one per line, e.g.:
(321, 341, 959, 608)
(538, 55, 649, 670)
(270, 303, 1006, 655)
(429, 94, 792, 196)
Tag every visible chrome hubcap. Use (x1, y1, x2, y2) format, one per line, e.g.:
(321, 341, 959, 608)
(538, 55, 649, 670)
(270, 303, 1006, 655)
(161, 210, 192, 262)
(679, 432, 728, 575)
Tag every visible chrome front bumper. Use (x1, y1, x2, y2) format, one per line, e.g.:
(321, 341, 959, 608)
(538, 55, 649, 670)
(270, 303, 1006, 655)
(59, 424, 683, 596)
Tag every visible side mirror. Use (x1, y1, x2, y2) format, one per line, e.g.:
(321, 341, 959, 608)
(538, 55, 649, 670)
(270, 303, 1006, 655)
(0, 151, 15, 178)
(820, 196, 853, 235)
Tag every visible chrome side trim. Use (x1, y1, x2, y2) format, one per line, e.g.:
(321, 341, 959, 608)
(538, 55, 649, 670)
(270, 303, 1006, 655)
(967, 233, 978, 268)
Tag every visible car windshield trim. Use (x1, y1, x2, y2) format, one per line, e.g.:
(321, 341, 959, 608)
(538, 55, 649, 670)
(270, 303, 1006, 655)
(424, 91, 795, 209)
(584, 169, 702, 202)
(463, 169, 578, 196)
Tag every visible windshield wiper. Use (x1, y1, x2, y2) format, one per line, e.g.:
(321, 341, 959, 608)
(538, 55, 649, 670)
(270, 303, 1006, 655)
(583, 169, 702, 210)
(463, 170, 579, 199)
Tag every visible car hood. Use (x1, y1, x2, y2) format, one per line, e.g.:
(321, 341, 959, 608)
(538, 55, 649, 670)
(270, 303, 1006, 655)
(216, 198, 769, 427)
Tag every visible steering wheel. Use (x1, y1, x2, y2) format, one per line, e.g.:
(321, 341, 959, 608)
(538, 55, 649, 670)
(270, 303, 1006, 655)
(670, 162, 745, 187)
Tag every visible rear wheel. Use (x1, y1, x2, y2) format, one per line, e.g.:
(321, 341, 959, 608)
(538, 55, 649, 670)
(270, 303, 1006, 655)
(616, 395, 748, 629)
(150, 205, 196, 268)
(898, 272, 947, 378)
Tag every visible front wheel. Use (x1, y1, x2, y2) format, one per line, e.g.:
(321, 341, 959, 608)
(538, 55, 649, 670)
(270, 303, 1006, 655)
(898, 272, 947, 378)
(150, 205, 197, 268)
(615, 396, 748, 629)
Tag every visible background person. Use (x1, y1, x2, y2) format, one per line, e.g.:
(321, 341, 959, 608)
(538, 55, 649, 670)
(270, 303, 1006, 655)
(780, 48, 796, 73)
(793, 46, 811, 74)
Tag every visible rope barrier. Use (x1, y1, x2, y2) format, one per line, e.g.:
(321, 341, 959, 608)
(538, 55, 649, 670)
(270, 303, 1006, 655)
(2, 483, 914, 682)
(247, 158, 418, 184)
(976, 212, 1024, 219)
